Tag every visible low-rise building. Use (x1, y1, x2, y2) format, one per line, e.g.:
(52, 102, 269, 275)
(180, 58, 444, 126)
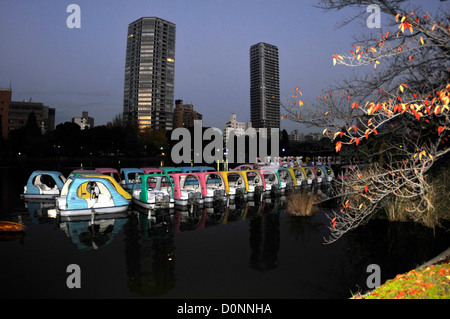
(8, 99, 55, 135)
(72, 111, 94, 130)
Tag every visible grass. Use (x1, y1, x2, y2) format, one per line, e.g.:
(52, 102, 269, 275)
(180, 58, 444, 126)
(286, 189, 320, 217)
(352, 261, 450, 299)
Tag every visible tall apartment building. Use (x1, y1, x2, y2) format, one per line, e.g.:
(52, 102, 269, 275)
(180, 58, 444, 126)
(250, 42, 280, 131)
(123, 17, 176, 132)
(0, 88, 12, 140)
(173, 99, 202, 128)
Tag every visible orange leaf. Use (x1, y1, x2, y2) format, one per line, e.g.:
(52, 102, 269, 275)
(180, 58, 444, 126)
(438, 126, 445, 136)
(355, 138, 360, 146)
(364, 185, 369, 193)
(335, 141, 342, 152)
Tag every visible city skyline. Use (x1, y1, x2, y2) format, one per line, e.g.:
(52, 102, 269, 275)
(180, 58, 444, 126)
(1, 1, 447, 134)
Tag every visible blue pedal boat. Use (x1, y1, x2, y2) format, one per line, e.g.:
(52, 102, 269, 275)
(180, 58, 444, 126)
(22, 170, 67, 200)
(56, 176, 129, 217)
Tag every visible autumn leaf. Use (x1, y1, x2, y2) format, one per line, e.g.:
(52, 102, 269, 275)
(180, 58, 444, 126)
(438, 126, 445, 136)
(399, 84, 408, 92)
(335, 141, 342, 152)
(364, 185, 369, 193)
(355, 138, 360, 146)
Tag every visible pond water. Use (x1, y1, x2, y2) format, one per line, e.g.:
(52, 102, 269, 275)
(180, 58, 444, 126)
(0, 164, 448, 299)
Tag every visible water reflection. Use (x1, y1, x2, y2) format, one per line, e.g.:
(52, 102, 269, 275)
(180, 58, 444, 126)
(2, 167, 448, 298)
(125, 210, 176, 296)
(60, 217, 128, 251)
(249, 199, 281, 272)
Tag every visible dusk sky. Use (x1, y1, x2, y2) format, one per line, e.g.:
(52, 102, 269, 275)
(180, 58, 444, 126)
(1, 0, 447, 134)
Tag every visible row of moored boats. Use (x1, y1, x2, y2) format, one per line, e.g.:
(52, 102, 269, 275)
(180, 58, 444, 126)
(22, 161, 355, 218)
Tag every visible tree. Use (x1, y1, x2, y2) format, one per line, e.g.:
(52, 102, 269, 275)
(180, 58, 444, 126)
(282, 1, 449, 243)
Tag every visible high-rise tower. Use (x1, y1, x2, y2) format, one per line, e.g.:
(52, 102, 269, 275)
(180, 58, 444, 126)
(250, 42, 280, 131)
(123, 17, 176, 131)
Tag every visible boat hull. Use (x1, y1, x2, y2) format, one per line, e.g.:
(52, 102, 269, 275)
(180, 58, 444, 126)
(22, 193, 58, 200)
(132, 198, 174, 209)
(58, 205, 129, 217)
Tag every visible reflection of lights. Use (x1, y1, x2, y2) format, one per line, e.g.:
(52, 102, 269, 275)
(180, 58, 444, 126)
(47, 209, 57, 218)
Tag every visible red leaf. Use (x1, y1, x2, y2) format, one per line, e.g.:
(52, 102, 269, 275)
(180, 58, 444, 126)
(438, 126, 445, 136)
(412, 109, 421, 120)
(355, 138, 360, 146)
(335, 141, 342, 152)
(364, 185, 369, 193)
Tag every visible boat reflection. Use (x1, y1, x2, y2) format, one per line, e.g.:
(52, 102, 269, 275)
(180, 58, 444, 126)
(21, 194, 288, 296)
(60, 217, 128, 251)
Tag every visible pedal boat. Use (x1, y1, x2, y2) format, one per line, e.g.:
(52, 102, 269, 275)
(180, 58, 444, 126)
(170, 173, 204, 206)
(196, 172, 227, 204)
(22, 170, 66, 200)
(219, 171, 248, 201)
(258, 166, 294, 195)
(119, 168, 144, 192)
(56, 176, 129, 217)
(237, 170, 265, 199)
(132, 174, 175, 209)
